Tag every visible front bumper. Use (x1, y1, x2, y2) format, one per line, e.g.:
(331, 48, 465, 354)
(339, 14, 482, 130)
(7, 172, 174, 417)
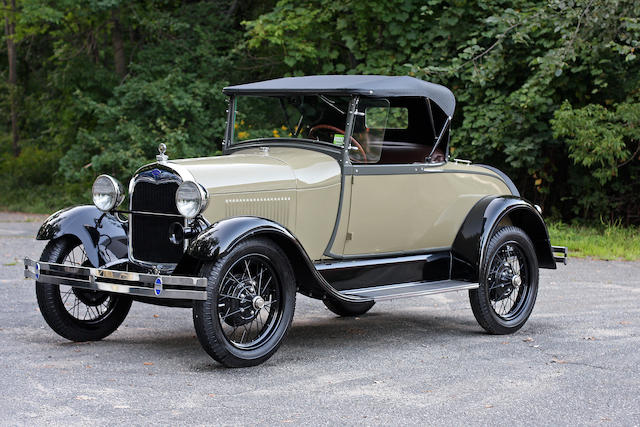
(24, 258, 207, 300)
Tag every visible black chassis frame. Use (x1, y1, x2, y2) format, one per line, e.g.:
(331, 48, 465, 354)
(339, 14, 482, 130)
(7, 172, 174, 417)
(33, 93, 558, 306)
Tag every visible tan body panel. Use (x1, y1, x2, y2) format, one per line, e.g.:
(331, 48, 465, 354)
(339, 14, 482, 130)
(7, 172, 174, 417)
(342, 162, 511, 255)
(171, 147, 512, 260)
(172, 147, 341, 260)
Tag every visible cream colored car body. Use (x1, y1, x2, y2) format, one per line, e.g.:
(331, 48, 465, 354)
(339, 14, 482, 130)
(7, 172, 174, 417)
(173, 146, 511, 260)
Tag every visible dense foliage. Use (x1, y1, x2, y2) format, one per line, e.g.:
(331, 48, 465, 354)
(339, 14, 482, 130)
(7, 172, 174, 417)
(1, 0, 639, 223)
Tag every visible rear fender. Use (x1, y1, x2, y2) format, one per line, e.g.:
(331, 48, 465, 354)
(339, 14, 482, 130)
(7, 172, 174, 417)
(37, 206, 128, 268)
(451, 196, 555, 281)
(187, 216, 367, 303)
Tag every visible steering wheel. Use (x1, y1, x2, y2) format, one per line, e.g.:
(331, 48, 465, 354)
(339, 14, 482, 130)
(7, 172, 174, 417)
(308, 124, 367, 163)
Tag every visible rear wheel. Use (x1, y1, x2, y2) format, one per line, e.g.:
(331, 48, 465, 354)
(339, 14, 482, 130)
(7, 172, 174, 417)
(323, 298, 375, 317)
(35, 237, 132, 341)
(193, 238, 296, 367)
(469, 226, 539, 335)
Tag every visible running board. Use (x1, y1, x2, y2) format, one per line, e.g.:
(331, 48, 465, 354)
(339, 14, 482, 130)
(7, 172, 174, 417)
(340, 280, 478, 301)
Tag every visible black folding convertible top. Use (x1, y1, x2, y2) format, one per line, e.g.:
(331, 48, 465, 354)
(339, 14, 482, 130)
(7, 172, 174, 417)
(223, 75, 456, 117)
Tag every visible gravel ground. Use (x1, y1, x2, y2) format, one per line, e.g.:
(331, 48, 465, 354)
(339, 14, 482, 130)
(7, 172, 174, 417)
(1, 213, 639, 426)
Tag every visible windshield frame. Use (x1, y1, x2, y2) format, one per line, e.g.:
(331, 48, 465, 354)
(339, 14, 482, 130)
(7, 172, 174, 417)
(222, 94, 451, 166)
(223, 94, 358, 156)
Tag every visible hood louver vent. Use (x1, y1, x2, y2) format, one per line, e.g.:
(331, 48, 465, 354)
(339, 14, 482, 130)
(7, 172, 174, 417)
(225, 196, 291, 227)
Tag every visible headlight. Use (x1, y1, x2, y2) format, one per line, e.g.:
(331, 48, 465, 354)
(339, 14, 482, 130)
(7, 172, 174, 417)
(92, 175, 124, 212)
(175, 181, 208, 219)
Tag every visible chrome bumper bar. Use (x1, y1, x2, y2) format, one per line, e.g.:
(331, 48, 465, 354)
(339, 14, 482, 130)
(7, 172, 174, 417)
(24, 258, 207, 300)
(552, 245, 568, 265)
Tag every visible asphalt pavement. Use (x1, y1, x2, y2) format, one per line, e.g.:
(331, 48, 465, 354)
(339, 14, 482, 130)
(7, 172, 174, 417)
(1, 212, 639, 426)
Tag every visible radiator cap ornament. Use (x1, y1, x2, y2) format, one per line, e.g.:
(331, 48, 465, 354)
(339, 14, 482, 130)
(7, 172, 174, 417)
(156, 143, 168, 162)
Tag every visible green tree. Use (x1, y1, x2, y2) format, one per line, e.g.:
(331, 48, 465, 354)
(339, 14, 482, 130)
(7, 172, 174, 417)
(242, 0, 640, 222)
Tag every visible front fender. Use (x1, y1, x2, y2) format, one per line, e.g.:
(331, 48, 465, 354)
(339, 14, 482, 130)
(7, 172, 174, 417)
(187, 216, 296, 260)
(451, 196, 555, 281)
(187, 216, 368, 303)
(37, 206, 128, 268)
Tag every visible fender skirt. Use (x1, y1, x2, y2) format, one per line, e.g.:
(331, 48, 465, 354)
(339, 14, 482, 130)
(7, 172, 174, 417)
(187, 216, 369, 303)
(451, 196, 556, 282)
(36, 206, 129, 268)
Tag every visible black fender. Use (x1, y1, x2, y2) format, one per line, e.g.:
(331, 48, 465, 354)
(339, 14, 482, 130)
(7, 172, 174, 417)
(36, 206, 129, 268)
(451, 196, 555, 281)
(186, 216, 368, 303)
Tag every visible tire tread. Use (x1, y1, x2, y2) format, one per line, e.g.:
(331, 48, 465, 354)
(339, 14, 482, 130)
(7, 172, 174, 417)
(469, 226, 539, 335)
(36, 237, 132, 342)
(193, 238, 296, 367)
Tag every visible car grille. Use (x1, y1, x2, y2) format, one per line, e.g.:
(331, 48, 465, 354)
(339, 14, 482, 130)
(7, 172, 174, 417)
(130, 177, 184, 265)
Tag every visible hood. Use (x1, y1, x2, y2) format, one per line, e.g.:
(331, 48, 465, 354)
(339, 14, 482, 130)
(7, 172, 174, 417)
(170, 146, 341, 195)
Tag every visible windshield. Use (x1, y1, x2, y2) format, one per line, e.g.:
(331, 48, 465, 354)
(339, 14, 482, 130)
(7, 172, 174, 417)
(231, 95, 351, 146)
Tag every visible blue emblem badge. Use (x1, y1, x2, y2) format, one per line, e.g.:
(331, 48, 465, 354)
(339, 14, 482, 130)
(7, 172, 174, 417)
(151, 169, 161, 179)
(35, 262, 41, 280)
(154, 277, 163, 295)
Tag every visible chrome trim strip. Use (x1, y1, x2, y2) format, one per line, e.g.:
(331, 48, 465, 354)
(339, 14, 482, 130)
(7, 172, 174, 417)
(24, 258, 207, 300)
(314, 253, 432, 270)
(116, 210, 183, 218)
(342, 164, 503, 177)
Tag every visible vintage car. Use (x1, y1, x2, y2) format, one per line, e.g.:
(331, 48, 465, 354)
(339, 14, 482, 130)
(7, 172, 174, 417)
(24, 75, 567, 367)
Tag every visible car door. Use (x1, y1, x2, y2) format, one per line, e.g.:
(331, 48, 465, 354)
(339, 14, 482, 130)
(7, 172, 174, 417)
(341, 163, 511, 256)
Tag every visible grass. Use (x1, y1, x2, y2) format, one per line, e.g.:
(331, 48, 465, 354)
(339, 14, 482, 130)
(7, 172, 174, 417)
(0, 183, 88, 214)
(548, 221, 640, 261)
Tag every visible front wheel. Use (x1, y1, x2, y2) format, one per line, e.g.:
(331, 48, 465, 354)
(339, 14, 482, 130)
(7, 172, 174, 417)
(193, 238, 296, 367)
(469, 226, 539, 335)
(36, 237, 132, 341)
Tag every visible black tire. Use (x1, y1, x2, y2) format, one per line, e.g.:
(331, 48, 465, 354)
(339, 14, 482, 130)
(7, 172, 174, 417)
(323, 298, 375, 317)
(35, 237, 132, 341)
(469, 226, 539, 335)
(193, 238, 296, 368)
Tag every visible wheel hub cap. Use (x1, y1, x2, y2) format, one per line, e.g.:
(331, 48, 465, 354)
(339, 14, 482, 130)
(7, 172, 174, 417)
(512, 275, 522, 287)
(252, 296, 265, 310)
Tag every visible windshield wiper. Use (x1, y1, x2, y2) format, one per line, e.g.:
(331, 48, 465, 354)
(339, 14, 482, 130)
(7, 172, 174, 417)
(319, 95, 345, 115)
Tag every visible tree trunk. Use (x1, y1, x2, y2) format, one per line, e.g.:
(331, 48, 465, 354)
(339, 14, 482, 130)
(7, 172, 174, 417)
(226, 0, 240, 17)
(111, 9, 126, 80)
(3, 0, 19, 156)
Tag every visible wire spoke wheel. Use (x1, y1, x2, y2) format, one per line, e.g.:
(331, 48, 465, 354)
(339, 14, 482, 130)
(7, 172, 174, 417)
(486, 242, 528, 321)
(58, 245, 116, 323)
(217, 254, 282, 349)
(469, 226, 539, 335)
(193, 238, 296, 367)
(35, 237, 132, 342)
